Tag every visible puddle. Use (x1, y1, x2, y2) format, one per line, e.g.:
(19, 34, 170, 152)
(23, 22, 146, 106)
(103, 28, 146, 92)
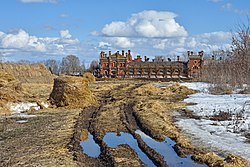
(80, 132, 101, 158)
(136, 130, 206, 167)
(103, 132, 155, 167)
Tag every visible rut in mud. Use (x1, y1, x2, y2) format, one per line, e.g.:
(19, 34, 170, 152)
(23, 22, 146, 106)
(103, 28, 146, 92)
(70, 82, 204, 167)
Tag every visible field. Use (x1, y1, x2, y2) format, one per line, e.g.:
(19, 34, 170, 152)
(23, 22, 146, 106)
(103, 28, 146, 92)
(0, 79, 249, 167)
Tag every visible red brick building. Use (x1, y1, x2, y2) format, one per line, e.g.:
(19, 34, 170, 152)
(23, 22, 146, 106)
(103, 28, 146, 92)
(99, 50, 134, 78)
(187, 51, 204, 77)
(97, 50, 203, 78)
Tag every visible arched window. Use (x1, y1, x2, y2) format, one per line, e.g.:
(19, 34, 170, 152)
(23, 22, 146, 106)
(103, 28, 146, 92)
(193, 66, 199, 69)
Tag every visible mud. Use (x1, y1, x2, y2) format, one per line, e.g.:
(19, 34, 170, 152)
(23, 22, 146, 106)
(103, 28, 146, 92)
(70, 81, 206, 167)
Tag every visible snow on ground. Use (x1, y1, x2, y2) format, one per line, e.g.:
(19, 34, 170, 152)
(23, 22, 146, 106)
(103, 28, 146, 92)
(8, 102, 40, 118)
(180, 82, 211, 93)
(177, 82, 250, 161)
(10, 102, 40, 114)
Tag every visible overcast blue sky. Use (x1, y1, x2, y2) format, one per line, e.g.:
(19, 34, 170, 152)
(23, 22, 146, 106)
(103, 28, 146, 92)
(0, 0, 249, 64)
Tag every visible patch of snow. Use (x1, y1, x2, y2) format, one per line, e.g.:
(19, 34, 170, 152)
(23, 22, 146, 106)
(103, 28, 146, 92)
(10, 114, 36, 118)
(177, 118, 250, 160)
(7, 102, 39, 119)
(10, 102, 40, 114)
(176, 82, 250, 161)
(41, 102, 49, 108)
(185, 93, 250, 117)
(180, 82, 211, 93)
(16, 120, 28, 123)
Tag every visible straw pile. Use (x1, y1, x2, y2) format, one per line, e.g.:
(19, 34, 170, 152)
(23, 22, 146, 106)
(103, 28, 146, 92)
(0, 63, 54, 84)
(82, 72, 96, 83)
(49, 76, 96, 108)
(0, 72, 23, 108)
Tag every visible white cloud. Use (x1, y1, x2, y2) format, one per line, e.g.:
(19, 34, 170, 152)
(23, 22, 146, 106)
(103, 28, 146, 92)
(101, 10, 188, 38)
(0, 32, 5, 39)
(99, 31, 231, 59)
(0, 29, 87, 62)
(90, 31, 100, 36)
(222, 3, 250, 14)
(28, 36, 46, 52)
(60, 30, 72, 39)
(19, 0, 58, 3)
(1, 29, 30, 48)
(98, 42, 111, 50)
(110, 37, 135, 48)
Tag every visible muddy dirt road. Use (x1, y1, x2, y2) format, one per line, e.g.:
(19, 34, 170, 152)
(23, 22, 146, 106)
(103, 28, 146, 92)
(71, 81, 204, 167)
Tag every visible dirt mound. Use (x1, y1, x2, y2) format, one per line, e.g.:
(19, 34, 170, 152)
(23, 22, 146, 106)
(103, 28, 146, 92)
(0, 63, 54, 84)
(49, 76, 96, 108)
(83, 72, 96, 83)
(0, 72, 23, 111)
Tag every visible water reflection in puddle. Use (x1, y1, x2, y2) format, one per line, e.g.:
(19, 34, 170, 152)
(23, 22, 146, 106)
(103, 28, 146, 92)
(80, 132, 101, 158)
(136, 130, 206, 167)
(103, 132, 155, 167)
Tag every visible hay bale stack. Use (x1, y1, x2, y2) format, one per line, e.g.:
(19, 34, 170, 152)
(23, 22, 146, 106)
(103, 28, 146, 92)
(0, 63, 54, 84)
(49, 76, 96, 108)
(83, 72, 96, 83)
(0, 72, 23, 108)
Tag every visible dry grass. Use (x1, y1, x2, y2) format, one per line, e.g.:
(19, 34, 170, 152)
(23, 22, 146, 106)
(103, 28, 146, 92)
(22, 83, 53, 101)
(134, 99, 191, 148)
(134, 83, 197, 97)
(192, 152, 250, 167)
(208, 85, 233, 95)
(133, 82, 195, 149)
(0, 108, 79, 166)
(167, 83, 198, 95)
(81, 129, 88, 141)
(83, 72, 96, 83)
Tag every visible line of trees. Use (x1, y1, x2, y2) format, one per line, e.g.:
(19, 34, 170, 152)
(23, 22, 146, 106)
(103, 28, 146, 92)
(44, 55, 99, 75)
(201, 20, 250, 89)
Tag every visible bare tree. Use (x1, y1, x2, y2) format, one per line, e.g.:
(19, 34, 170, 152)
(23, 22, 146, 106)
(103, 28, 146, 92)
(60, 55, 81, 75)
(202, 20, 250, 90)
(17, 59, 32, 64)
(231, 19, 250, 85)
(44, 59, 60, 75)
(79, 61, 86, 75)
(88, 60, 99, 72)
